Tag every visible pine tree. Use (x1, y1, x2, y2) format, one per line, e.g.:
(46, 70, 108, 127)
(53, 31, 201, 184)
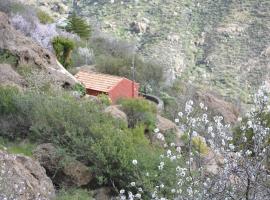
(65, 13, 91, 40)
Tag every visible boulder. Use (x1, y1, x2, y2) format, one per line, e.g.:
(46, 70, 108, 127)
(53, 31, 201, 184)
(105, 105, 128, 124)
(0, 64, 27, 88)
(0, 11, 78, 88)
(195, 91, 239, 124)
(0, 150, 55, 200)
(155, 115, 184, 146)
(33, 143, 93, 187)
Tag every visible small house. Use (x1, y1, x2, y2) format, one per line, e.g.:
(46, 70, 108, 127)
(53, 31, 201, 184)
(75, 70, 139, 103)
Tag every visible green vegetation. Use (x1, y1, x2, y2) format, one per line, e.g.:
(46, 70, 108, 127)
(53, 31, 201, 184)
(0, 86, 165, 195)
(90, 37, 164, 92)
(97, 93, 111, 106)
(0, 49, 18, 66)
(37, 9, 54, 24)
(72, 83, 86, 96)
(0, 137, 35, 157)
(56, 189, 93, 200)
(66, 14, 91, 40)
(52, 36, 75, 69)
(119, 98, 157, 130)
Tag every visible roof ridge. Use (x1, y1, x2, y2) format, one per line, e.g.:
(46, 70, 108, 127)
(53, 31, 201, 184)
(78, 70, 124, 80)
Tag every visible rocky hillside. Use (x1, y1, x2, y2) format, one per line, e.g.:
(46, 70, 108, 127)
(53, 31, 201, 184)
(81, 0, 270, 100)
(25, 0, 270, 101)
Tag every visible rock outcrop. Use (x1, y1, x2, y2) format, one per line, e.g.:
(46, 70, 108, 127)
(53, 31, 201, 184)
(155, 115, 184, 147)
(105, 105, 128, 124)
(195, 91, 239, 124)
(0, 150, 55, 200)
(0, 11, 78, 88)
(33, 143, 93, 187)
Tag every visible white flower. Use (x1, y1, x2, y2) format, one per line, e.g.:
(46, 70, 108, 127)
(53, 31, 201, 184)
(171, 189, 176, 193)
(135, 193, 141, 199)
(176, 146, 181, 152)
(175, 118, 180, 123)
(229, 144, 235, 150)
(130, 182, 136, 186)
(132, 160, 138, 165)
(178, 112, 183, 117)
(120, 189, 125, 194)
(200, 102, 205, 109)
(154, 128, 159, 133)
(246, 150, 252, 156)
(208, 126, 213, 133)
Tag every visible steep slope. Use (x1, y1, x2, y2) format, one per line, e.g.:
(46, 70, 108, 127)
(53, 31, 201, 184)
(0, 11, 78, 88)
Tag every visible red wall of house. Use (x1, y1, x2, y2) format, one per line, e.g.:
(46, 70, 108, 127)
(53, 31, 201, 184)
(86, 89, 106, 97)
(109, 79, 139, 103)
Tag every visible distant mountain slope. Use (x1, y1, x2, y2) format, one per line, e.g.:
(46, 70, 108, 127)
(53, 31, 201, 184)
(24, 0, 270, 101)
(76, 0, 270, 100)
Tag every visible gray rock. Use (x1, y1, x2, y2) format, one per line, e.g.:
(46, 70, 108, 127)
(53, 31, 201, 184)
(0, 150, 55, 200)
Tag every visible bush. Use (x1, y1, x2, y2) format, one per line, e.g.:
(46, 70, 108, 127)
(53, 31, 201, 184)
(37, 10, 54, 24)
(66, 14, 91, 40)
(119, 98, 157, 130)
(0, 88, 165, 192)
(0, 86, 19, 115)
(72, 83, 86, 96)
(52, 36, 75, 68)
(97, 93, 111, 106)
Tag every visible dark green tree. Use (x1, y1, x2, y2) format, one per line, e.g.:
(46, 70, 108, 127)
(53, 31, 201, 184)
(65, 13, 91, 40)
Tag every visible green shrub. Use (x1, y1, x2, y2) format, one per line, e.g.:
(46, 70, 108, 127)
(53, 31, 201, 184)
(0, 86, 19, 115)
(97, 93, 111, 106)
(73, 83, 86, 96)
(66, 14, 91, 40)
(0, 88, 177, 195)
(37, 9, 54, 24)
(0, 49, 18, 66)
(56, 188, 93, 200)
(52, 37, 75, 68)
(119, 98, 157, 130)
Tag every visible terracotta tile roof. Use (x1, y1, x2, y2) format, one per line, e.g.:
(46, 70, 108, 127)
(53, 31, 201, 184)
(75, 70, 124, 92)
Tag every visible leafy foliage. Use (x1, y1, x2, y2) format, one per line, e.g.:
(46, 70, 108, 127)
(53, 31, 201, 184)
(52, 36, 75, 68)
(72, 83, 86, 96)
(119, 98, 157, 130)
(66, 14, 91, 40)
(0, 86, 162, 192)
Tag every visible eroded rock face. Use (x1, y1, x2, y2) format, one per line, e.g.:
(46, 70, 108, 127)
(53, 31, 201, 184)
(0, 150, 55, 200)
(0, 11, 78, 88)
(195, 91, 239, 124)
(33, 143, 93, 187)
